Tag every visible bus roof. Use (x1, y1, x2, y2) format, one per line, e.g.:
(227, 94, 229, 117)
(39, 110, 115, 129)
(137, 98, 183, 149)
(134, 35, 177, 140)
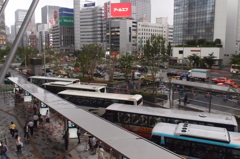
(29, 76, 79, 81)
(106, 104, 237, 126)
(152, 123, 240, 145)
(58, 90, 142, 100)
(43, 82, 106, 89)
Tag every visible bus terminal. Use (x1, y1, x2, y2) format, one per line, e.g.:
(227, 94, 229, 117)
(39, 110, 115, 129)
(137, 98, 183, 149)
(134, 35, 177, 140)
(0, 75, 183, 159)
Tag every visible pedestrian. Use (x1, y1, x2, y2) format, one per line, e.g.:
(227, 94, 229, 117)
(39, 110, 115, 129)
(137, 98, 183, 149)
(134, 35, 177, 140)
(178, 96, 181, 105)
(1, 141, 9, 159)
(88, 136, 93, 152)
(33, 114, 39, 128)
(63, 129, 69, 150)
(24, 122, 29, 140)
(77, 127, 81, 144)
(45, 110, 50, 123)
(84, 132, 90, 151)
(91, 136, 97, 155)
(33, 101, 38, 115)
(184, 95, 188, 106)
(28, 120, 34, 136)
(9, 121, 16, 137)
(97, 145, 105, 159)
(15, 134, 23, 152)
(38, 113, 43, 127)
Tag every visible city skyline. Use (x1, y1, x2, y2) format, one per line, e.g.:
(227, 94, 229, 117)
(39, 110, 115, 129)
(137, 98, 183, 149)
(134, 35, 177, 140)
(5, 0, 173, 28)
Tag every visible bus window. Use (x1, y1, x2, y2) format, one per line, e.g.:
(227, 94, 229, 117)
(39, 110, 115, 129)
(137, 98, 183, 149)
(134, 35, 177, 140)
(100, 88, 105, 93)
(149, 116, 158, 127)
(137, 98, 143, 105)
(118, 112, 125, 123)
(140, 115, 148, 126)
(227, 149, 240, 158)
(131, 114, 141, 125)
(123, 113, 130, 124)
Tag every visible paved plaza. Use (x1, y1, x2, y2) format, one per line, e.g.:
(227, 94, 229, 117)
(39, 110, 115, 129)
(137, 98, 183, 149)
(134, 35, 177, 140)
(0, 91, 112, 159)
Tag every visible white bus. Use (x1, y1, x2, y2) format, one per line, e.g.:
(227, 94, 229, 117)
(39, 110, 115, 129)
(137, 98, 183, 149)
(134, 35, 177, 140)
(42, 82, 106, 94)
(28, 76, 80, 86)
(105, 104, 238, 138)
(151, 123, 240, 159)
(58, 90, 143, 116)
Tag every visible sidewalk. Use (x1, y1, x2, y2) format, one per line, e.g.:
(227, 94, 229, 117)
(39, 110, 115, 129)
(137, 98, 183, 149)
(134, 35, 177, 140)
(0, 91, 113, 159)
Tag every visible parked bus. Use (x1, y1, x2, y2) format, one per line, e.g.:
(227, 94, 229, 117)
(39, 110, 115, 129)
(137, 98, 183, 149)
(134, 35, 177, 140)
(230, 64, 240, 74)
(151, 123, 240, 159)
(58, 90, 143, 116)
(42, 82, 106, 94)
(28, 76, 80, 86)
(105, 104, 238, 138)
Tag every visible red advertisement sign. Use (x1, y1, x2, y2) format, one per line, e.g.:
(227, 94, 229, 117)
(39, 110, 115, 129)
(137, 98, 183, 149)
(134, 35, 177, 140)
(191, 50, 201, 52)
(110, 3, 132, 18)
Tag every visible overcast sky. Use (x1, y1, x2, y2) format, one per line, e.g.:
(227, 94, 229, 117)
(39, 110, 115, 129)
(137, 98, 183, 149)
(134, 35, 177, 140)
(5, 0, 173, 28)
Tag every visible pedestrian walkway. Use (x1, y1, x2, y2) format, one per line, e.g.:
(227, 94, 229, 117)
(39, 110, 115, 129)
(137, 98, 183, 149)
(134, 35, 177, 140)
(0, 91, 113, 159)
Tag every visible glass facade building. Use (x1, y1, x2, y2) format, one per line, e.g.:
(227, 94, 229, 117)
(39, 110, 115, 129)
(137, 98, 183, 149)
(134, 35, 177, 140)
(173, 0, 215, 45)
(120, 0, 151, 22)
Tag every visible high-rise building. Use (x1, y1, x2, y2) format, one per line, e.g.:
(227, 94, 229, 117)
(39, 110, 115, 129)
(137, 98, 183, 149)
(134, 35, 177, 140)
(120, 0, 151, 22)
(137, 17, 173, 53)
(74, 0, 80, 51)
(41, 5, 60, 29)
(15, 9, 35, 24)
(52, 8, 74, 53)
(79, 6, 105, 49)
(15, 9, 35, 37)
(0, 0, 7, 48)
(173, 0, 239, 65)
(106, 19, 137, 55)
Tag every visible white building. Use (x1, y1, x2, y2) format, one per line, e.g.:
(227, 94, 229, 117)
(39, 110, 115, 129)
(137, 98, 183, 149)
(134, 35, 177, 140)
(79, 6, 105, 49)
(137, 17, 173, 53)
(106, 19, 137, 55)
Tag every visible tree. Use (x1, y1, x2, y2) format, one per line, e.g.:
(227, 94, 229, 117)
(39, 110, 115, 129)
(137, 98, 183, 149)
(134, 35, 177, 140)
(118, 54, 134, 81)
(186, 40, 196, 45)
(230, 54, 240, 65)
(75, 44, 104, 80)
(197, 39, 206, 45)
(203, 53, 216, 69)
(214, 38, 221, 45)
(104, 54, 119, 82)
(166, 42, 172, 56)
(188, 53, 200, 68)
(140, 35, 165, 94)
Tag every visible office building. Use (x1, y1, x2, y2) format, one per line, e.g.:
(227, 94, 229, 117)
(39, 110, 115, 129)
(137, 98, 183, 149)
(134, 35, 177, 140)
(172, 0, 239, 65)
(41, 5, 60, 29)
(137, 17, 173, 52)
(15, 9, 35, 24)
(74, 0, 81, 51)
(120, 0, 151, 22)
(79, 6, 105, 49)
(52, 8, 74, 53)
(0, 0, 7, 48)
(37, 24, 49, 54)
(106, 19, 137, 55)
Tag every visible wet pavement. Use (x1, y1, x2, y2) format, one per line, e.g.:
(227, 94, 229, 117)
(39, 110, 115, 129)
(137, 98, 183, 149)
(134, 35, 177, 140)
(0, 91, 113, 159)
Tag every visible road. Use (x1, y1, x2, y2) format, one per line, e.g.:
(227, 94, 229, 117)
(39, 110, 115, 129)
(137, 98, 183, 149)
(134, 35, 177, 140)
(159, 67, 240, 115)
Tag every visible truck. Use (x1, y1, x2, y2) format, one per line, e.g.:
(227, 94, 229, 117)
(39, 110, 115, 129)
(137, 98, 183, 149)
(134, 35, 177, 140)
(188, 69, 210, 81)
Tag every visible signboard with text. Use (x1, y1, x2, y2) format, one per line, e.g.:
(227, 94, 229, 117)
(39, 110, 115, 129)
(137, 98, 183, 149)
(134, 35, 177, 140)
(110, 3, 132, 18)
(59, 17, 74, 26)
(84, 2, 95, 7)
